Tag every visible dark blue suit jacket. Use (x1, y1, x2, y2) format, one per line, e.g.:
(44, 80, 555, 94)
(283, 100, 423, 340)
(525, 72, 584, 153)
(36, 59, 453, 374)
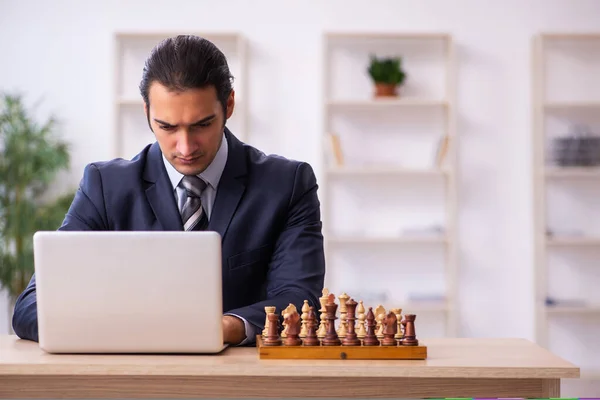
(12, 129, 326, 343)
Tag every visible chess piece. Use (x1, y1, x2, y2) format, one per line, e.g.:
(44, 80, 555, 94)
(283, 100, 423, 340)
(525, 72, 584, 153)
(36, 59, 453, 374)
(337, 318, 347, 338)
(262, 306, 276, 338)
(262, 313, 282, 346)
(284, 311, 302, 346)
(342, 298, 361, 346)
(281, 309, 289, 338)
(321, 293, 341, 346)
(300, 300, 310, 338)
(401, 314, 419, 346)
(362, 307, 380, 346)
(375, 305, 385, 339)
(400, 314, 406, 339)
(337, 292, 349, 338)
(317, 290, 328, 338)
(391, 308, 403, 340)
(357, 301, 367, 339)
(381, 311, 398, 346)
(281, 303, 297, 338)
(302, 307, 320, 346)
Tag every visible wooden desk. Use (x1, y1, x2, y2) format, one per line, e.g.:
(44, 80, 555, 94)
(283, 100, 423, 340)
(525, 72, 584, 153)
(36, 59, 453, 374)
(0, 335, 579, 398)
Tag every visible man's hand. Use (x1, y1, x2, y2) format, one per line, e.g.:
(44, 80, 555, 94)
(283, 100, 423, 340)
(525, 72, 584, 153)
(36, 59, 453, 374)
(222, 315, 246, 345)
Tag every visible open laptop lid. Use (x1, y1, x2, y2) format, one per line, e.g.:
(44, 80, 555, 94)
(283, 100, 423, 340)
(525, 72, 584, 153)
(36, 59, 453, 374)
(33, 231, 225, 354)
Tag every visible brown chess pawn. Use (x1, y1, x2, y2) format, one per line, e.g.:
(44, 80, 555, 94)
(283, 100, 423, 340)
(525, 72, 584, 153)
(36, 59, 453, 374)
(342, 298, 361, 346)
(284, 311, 302, 346)
(321, 293, 341, 346)
(262, 313, 282, 346)
(381, 311, 398, 346)
(362, 307, 380, 346)
(401, 314, 419, 346)
(302, 307, 320, 346)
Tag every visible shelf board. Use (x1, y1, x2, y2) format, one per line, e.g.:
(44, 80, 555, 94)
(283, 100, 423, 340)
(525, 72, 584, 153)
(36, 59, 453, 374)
(327, 98, 448, 108)
(327, 166, 449, 177)
(117, 97, 245, 108)
(545, 166, 600, 178)
(540, 32, 600, 40)
(327, 236, 447, 245)
(325, 32, 451, 40)
(115, 31, 242, 41)
(546, 237, 600, 246)
(401, 301, 450, 313)
(544, 101, 600, 109)
(117, 98, 144, 106)
(545, 305, 600, 314)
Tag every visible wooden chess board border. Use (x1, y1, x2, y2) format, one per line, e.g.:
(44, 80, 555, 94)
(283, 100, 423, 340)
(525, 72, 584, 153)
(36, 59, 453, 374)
(255, 335, 427, 360)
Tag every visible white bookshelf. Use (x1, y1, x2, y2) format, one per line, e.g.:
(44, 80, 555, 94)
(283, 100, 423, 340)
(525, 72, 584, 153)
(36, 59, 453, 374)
(113, 31, 248, 159)
(321, 32, 457, 338)
(533, 32, 600, 380)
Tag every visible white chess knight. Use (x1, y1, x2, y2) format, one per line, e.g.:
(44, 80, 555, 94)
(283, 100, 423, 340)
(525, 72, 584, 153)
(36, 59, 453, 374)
(280, 303, 297, 338)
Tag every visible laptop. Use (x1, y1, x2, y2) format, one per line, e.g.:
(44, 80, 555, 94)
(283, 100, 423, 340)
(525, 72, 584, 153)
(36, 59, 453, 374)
(33, 230, 227, 354)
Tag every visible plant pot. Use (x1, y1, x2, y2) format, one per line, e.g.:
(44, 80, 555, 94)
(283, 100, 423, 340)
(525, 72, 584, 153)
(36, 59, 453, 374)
(374, 83, 398, 97)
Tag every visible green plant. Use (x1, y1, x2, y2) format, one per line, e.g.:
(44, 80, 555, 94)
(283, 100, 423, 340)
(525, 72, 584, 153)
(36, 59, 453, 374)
(367, 55, 407, 86)
(0, 93, 74, 304)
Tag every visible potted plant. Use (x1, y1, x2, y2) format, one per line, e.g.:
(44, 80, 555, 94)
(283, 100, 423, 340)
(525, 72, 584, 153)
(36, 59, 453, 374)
(0, 93, 75, 332)
(367, 55, 407, 97)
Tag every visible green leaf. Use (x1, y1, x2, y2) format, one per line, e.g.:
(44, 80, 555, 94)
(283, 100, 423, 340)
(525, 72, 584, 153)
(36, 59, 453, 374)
(0, 93, 75, 299)
(367, 55, 407, 85)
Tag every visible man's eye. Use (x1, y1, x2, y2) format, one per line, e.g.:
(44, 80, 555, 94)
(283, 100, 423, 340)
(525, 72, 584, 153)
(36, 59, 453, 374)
(159, 125, 174, 130)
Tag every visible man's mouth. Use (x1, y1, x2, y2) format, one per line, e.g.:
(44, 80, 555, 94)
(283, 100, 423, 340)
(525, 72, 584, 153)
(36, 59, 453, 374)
(179, 156, 200, 164)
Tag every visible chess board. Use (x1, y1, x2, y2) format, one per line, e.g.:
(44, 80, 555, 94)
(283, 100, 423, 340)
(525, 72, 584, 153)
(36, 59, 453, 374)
(256, 289, 427, 360)
(256, 335, 427, 360)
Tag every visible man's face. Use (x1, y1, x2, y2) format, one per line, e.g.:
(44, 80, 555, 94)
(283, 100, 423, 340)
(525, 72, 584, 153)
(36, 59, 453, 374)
(144, 82, 234, 176)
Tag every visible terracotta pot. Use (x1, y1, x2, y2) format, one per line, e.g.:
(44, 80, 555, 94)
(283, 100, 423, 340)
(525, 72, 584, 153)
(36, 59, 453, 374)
(374, 83, 398, 97)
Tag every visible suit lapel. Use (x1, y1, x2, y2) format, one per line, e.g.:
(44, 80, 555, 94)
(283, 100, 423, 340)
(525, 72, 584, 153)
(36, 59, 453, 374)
(143, 142, 184, 231)
(207, 129, 247, 240)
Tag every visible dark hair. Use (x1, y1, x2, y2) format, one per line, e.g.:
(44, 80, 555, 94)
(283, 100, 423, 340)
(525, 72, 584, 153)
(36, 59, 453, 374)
(139, 35, 234, 119)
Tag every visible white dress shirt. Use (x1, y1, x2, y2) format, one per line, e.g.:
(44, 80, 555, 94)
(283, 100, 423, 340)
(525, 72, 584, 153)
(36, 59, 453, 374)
(162, 133, 255, 345)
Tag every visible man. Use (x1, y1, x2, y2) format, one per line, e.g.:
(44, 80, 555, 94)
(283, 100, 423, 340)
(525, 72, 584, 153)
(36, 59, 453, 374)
(12, 35, 326, 346)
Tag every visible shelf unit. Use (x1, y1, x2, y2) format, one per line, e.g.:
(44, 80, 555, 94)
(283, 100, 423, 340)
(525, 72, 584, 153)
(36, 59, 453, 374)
(533, 32, 600, 380)
(321, 32, 457, 338)
(113, 31, 248, 159)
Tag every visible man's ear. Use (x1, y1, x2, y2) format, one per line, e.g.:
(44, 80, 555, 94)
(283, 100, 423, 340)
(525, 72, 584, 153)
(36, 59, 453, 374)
(225, 90, 235, 120)
(144, 102, 153, 133)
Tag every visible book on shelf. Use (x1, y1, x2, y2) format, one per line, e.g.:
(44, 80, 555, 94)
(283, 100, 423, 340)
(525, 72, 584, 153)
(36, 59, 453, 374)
(324, 132, 344, 167)
(545, 297, 588, 308)
(435, 135, 450, 168)
(324, 133, 451, 171)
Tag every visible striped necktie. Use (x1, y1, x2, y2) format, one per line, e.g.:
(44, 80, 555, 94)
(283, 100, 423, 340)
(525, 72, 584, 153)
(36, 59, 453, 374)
(180, 175, 208, 231)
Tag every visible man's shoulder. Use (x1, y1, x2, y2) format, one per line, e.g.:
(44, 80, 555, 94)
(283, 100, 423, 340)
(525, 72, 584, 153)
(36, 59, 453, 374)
(243, 143, 313, 178)
(84, 144, 151, 180)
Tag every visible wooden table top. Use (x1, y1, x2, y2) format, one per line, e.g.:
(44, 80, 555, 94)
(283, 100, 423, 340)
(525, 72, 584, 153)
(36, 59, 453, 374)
(0, 335, 579, 379)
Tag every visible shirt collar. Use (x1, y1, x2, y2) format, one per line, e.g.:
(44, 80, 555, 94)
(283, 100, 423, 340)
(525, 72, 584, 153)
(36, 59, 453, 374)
(162, 132, 228, 191)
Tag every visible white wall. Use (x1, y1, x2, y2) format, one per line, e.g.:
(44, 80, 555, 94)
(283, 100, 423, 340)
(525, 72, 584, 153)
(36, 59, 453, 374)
(1, 0, 600, 395)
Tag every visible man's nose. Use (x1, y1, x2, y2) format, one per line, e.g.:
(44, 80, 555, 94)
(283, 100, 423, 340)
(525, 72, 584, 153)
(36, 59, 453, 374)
(176, 132, 196, 156)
